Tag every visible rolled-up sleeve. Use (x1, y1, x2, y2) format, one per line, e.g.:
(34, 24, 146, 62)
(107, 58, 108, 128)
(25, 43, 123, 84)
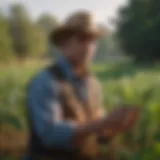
(27, 70, 77, 149)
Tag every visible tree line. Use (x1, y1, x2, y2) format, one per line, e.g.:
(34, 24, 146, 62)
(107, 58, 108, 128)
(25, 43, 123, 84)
(0, 3, 112, 63)
(0, 3, 60, 62)
(1, 0, 160, 63)
(117, 0, 160, 63)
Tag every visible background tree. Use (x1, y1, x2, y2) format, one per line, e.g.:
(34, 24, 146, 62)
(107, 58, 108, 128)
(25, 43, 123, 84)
(95, 25, 124, 62)
(95, 37, 108, 62)
(117, 0, 160, 63)
(95, 25, 109, 62)
(9, 3, 47, 59)
(9, 3, 32, 59)
(37, 13, 59, 34)
(37, 13, 60, 60)
(0, 13, 14, 62)
(31, 24, 47, 58)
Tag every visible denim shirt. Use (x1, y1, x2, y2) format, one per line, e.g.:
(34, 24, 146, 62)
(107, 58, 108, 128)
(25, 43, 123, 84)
(25, 57, 88, 159)
(26, 56, 105, 160)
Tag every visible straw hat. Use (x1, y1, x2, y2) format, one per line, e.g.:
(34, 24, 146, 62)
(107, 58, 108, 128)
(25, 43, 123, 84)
(49, 11, 103, 46)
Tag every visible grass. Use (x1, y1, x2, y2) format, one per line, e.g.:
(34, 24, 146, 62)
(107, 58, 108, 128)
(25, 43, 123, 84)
(0, 61, 160, 160)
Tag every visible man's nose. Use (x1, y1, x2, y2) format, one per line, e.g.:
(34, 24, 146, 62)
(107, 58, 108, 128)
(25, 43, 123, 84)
(83, 42, 93, 50)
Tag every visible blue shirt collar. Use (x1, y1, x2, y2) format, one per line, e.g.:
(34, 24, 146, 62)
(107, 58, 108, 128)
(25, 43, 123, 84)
(57, 56, 77, 81)
(57, 55, 90, 82)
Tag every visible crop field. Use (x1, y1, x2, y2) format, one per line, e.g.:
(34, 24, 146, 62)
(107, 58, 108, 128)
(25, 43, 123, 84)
(0, 62, 160, 160)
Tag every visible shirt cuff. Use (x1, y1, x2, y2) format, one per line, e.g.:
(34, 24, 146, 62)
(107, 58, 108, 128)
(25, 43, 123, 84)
(45, 121, 77, 149)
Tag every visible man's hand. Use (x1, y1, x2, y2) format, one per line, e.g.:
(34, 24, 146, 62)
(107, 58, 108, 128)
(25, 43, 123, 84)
(103, 105, 140, 135)
(72, 105, 139, 150)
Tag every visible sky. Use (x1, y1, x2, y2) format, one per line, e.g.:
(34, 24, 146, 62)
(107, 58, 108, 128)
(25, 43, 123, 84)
(0, 0, 128, 28)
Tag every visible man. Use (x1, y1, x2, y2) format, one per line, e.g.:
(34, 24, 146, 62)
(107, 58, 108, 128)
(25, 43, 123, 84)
(26, 11, 139, 160)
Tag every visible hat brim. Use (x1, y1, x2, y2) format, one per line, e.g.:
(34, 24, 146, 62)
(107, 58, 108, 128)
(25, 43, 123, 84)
(49, 26, 103, 46)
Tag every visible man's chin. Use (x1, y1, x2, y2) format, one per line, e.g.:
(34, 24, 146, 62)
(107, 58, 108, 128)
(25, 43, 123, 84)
(72, 59, 89, 67)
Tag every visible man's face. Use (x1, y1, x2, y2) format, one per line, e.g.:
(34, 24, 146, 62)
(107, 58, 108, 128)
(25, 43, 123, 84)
(62, 34, 97, 66)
